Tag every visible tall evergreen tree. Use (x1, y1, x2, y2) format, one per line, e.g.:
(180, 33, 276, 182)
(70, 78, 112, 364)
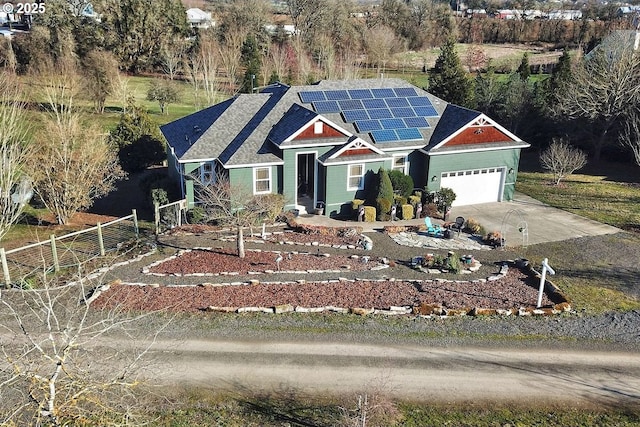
(517, 52, 531, 81)
(428, 38, 473, 107)
(240, 35, 261, 93)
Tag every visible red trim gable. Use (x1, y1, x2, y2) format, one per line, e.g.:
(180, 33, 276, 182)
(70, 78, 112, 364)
(445, 126, 514, 146)
(293, 121, 345, 140)
(339, 148, 375, 157)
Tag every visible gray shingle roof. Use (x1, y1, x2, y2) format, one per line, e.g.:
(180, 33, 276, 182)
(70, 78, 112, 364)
(426, 104, 481, 150)
(162, 78, 523, 167)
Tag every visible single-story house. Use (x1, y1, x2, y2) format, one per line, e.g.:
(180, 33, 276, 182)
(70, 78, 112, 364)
(160, 78, 529, 216)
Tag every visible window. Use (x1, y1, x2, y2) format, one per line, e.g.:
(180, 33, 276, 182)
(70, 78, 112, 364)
(253, 167, 271, 194)
(200, 162, 215, 185)
(348, 164, 365, 190)
(392, 155, 408, 174)
(313, 121, 323, 134)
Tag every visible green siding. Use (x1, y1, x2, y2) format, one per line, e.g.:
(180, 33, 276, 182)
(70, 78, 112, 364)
(324, 160, 387, 217)
(426, 148, 523, 201)
(183, 163, 200, 207)
(282, 147, 334, 211)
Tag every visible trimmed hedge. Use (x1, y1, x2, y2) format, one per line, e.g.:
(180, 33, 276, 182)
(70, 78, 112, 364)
(401, 204, 414, 220)
(363, 206, 376, 222)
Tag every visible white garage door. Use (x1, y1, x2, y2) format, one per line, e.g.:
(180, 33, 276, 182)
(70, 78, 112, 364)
(440, 168, 505, 206)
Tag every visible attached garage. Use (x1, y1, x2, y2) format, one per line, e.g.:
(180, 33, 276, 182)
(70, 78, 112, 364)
(440, 168, 505, 206)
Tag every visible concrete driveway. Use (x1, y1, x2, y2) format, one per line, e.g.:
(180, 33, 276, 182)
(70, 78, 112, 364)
(296, 192, 620, 246)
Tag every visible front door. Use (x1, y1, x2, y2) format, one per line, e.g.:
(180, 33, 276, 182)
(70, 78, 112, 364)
(296, 153, 316, 213)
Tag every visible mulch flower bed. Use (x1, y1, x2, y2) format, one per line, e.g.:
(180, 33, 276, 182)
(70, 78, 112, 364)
(146, 248, 380, 276)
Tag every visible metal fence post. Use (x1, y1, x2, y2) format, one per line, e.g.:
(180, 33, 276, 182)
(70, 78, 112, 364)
(50, 234, 60, 273)
(154, 202, 160, 235)
(1, 248, 10, 286)
(132, 209, 139, 238)
(97, 222, 105, 257)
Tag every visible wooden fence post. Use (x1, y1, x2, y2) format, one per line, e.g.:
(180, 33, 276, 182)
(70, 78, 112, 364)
(1, 248, 10, 286)
(50, 234, 60, 273)
(132, 209, 139, 238)
(97, 222, 105, 257)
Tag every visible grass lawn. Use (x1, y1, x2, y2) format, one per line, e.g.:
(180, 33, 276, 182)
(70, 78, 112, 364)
(516, 172, 640, 231)
(516, 169, 640, 312)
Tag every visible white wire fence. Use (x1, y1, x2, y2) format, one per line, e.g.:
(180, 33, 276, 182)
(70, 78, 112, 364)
(1, 210, 139, 287)
(154, 199, 188, 235)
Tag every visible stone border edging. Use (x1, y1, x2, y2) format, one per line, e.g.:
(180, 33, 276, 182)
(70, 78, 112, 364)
(113, 261, 572, 317)
(141, 248, 388, 277)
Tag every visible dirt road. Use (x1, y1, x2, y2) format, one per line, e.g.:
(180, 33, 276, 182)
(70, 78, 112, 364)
(146, 339, 640, 406)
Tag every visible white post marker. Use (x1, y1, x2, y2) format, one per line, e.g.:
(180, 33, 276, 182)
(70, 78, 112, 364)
(537, 258, 555, 308)
(261, 222, 266, 239)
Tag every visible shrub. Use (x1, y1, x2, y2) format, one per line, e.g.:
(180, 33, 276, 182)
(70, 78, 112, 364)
(376, 197, 392, 221)
(444, 253, 462, 273)
(401, 204, 414, 220)
(352, 199, 365, 210)
(140, 171, 180, 208)
(423, 203, 439, 218)
(484, 231, 503, 247)
(377, 168, 393, 200)
(408, 195, 421, 206)
(464, 217, 484, 235)
(363, 205, 376, 222)
(393, 194, 406, 206)
(435, 187, 456, 213)
(187, 206, 206, 224)
(388, 169, 414, 198)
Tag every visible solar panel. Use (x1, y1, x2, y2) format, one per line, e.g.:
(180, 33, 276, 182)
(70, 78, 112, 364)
(396, 128, 423, 140)
(385, 97, 410, 108)
(371, 129, 399, 143)
(413, 105, 439, 117)
(404, 117, 429, 128)
(407, 96, 432, 106)
(338, 99, 364, 110)
(380, 118, 406, 129)
(362, 98, 387, 109)
(312, 100, 340, 113)
(394, 87, 417, 97)
(348, 89, 374, 99)
(324, 90, 350, 100)
(355, 120, 382, 132)
(299, 91, 326, 103)
(342, 109, 369, 122)
(391, 107, 416, 118)
(367, 108, 393, 119)
(371, 88, 396, 98)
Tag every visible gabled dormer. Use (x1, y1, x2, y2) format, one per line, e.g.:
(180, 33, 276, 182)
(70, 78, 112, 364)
(269, 104, 352, 149)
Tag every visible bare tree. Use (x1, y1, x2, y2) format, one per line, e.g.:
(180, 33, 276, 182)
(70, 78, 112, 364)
(82, 50, 119, 114)
(553, 32, 640, 162)
(28, 64, 125, 225)
(0, 73, 31, 242)
(540, 138, 588, 185)
(363, 25, 401, 74)
(619, 108, 640, 167)
(0, 262, 167, 426)
(194, 172, 285, 258)
(219, 28, 246, 94)
(160, 36, 188, 80)
(187, 31, 222, 107)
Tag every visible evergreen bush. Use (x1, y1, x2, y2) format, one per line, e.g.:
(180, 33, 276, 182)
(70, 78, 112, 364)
(388, 169, 414, 198)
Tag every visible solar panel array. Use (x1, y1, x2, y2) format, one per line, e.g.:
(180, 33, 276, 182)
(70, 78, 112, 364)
(298, 87, 438, 143)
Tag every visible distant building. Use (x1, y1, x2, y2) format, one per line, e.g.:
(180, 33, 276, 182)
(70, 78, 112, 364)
(187, 8, 214, 29)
